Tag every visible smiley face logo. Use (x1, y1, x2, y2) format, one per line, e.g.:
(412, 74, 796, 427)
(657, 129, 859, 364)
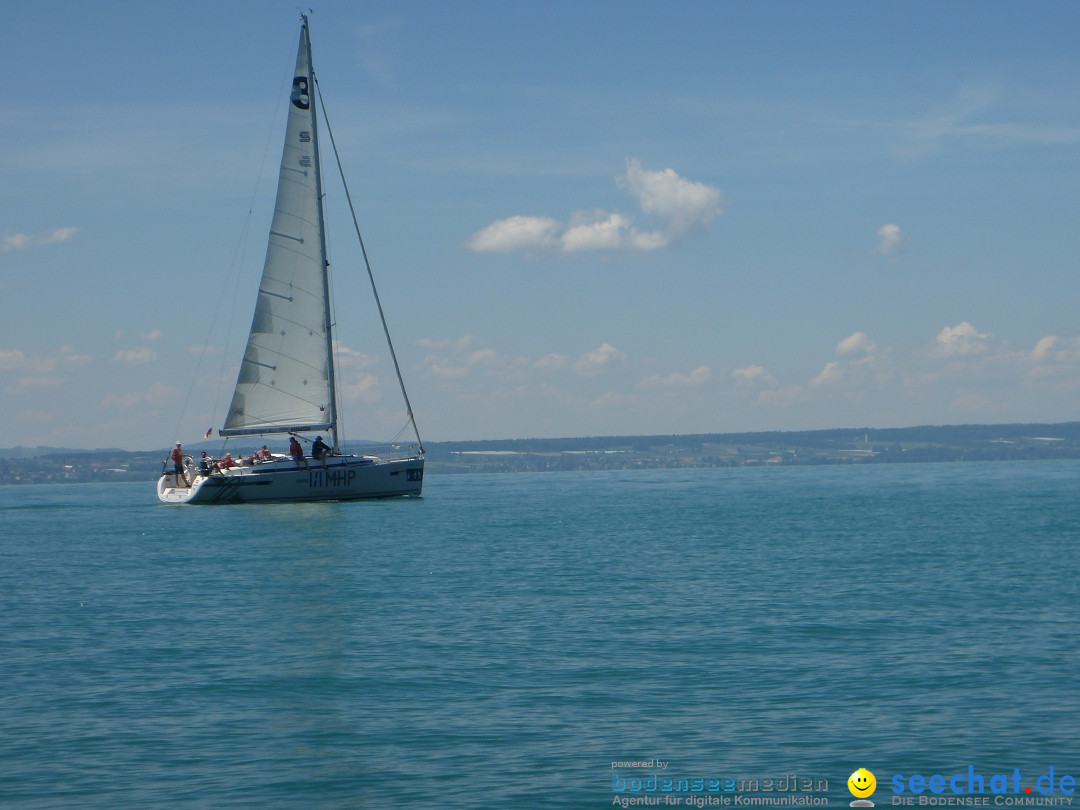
(848, 768, 877, 799)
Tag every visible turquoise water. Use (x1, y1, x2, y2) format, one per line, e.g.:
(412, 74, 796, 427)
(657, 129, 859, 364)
(2, 461, 1078, 808)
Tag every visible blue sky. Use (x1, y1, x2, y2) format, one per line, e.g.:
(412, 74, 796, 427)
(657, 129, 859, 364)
(3, 0, 1080, 450)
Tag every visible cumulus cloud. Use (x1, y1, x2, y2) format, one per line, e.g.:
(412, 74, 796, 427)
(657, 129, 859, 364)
(1031, 335, 1058, 361)
(0, 346, 94, 396)
(416, 336, 473, 351)
(5, 374, 64, 393)
(874, 223, 906, 257)
(573, 343, 626, 376)
(560, 211, 637, 252)
(467, 158, 722, 253)
(810, 361, 843, 387)
(0, 349, 50, 374)
(732, 365, 775, 384)
(933, 322, 990, 357)
(101, 391, 147, 408)
(836, 332, 877, 356)
(112, 347, 158, 365)
(534, 353, 568, 372)
(424, 361, 470, 380)
(333, 340, 378, 369)
(2, 226, 77, 252)
(618, 159, 722, 239)
(639, 365, 712, 389)
(332, 341, 382, 402)
(417, 334, 525, 380)
(58, 345, 92, 364)
(101, 382, 176, 409)
(340, 372, 381, 403)
(466, 215, 560, 253)
(1028, 335, 1080, 367)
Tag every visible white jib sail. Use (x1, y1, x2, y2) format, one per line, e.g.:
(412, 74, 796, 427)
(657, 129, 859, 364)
(223, 20, 334, 437)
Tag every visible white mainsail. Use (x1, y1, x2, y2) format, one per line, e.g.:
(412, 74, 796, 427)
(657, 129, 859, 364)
(223, 19, 337, 440)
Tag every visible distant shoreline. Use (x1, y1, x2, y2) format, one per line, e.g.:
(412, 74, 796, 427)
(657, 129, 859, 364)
(2, 421, 1079, 485)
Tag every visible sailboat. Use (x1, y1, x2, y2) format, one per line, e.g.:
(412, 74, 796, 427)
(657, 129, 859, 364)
(158, 14, 424, 504)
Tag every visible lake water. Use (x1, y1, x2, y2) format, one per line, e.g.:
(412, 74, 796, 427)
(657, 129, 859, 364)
(2, 461, 1078, 808)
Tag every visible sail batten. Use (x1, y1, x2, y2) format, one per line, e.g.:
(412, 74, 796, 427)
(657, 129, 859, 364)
(222, 17, 334, 439)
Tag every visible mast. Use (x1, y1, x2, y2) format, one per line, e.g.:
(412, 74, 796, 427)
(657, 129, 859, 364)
(303, 14, 341, 453)
(221, 15, 335, 441)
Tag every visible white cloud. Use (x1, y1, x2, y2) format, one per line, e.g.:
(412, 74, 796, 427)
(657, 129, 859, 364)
(639, 365, 712, 389)
(58, 345, 92, 364)
(112, 347, 158, 365)
(340, 372, 381, 403)
(101, 382, 176, 409)
(1031, 335, 1058, 361)
(101, 391, 146, 408)
(5, 375, 64, 394)
(573, 343, 625, 376)
(332, 341, 382, 402)
(810, 361, 843, 387)
(467, 158, 721, 254)
(0, 346, 97, 396)
(617, 158, 723, 239)
(468, 348, 498, 366)
(534, 353, 568, 372)
(386, 321, 1080, 441)
(836, 331, 877, 356)
(406, 322, 1080, 441)
(466, 215, 560, 252)
(732, 365, 775, 384)
(425, 361, 470, 380)
(560, 211, 636, 252)
(1028, 335, 1080, 369)
(2, 226, 77, 252)
(589, 390, 638, 411)
(0, 349, 52, 374)
(333, 340, 379, 370)
(933, 322, 990, 357)
(874, 223, 906, 257)
(417, 334, 529, 380)
(416, 335, 474, 351)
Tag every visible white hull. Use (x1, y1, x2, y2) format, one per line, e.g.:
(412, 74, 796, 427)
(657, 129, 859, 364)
(157, 455, 423, 504)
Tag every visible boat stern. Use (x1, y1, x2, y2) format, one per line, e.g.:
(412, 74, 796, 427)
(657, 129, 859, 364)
(157, 474, 210, 504)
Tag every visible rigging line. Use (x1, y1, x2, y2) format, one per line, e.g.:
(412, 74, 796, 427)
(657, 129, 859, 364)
(321, 168, 347, 447)
(216, 47, 298, 427)
(388, 419, 419, 447)
(169, 227, 246, 447)
(168, 63, 291, 447)
(314, 74, 424, 456)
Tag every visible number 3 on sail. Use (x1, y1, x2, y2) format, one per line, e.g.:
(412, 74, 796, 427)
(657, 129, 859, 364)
(158, 15, 424, 504)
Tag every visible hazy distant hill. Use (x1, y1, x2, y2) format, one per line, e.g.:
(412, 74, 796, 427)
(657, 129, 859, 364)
(421, 422, 1080, 473)
(2, 422, 1079, 485)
